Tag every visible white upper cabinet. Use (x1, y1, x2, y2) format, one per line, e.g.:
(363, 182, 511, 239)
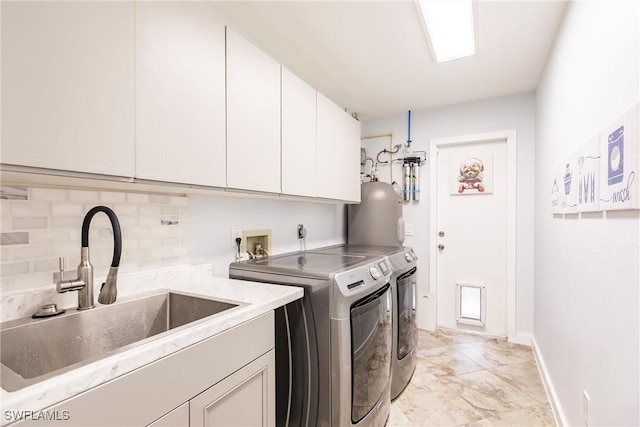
(281, 68, 317, 198)
(1, 2, 135, 177)
(226, 28, 281, 194)
(135, 2, 226, 187)
(316, 93, 361, 202)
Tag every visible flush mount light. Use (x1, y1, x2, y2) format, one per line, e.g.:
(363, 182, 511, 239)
(416, 0, 476, 63)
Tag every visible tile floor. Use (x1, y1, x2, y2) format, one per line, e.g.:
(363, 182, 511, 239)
(387, 329, 556, 427)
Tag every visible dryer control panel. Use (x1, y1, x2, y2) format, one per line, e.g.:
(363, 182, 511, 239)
(333, 257, 392, 312)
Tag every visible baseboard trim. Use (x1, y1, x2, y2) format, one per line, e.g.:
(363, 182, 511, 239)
(531, 336, 568, 427)
(509, 332, 532, 346)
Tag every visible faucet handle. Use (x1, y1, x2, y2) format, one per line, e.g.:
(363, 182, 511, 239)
(59, 257, 65, 274)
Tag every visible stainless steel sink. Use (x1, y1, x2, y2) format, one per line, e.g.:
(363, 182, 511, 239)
(1, 291, 243, 391)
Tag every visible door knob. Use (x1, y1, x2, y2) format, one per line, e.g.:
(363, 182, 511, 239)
(438, 244, 445, 250)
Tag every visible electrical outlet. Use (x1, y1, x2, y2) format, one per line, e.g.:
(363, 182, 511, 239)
(231, 226, 242, 247)
(583, 390, 590, 426)
(405, 223, 415, 236)
(297, 224, 306, 239)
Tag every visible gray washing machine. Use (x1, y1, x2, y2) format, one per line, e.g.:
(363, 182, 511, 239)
(308, 245, 418, 400)
(229, 251, 393, 427)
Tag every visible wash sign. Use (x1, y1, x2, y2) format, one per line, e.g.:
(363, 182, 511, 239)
(551, 103, 639, 214)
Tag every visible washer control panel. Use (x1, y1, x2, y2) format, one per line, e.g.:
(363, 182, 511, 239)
(334, 257, 391, 299)
(369, 266, 382, 280)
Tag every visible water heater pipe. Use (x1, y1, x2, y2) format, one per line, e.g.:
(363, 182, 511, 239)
(407, 110, 412, 149)
(361, 132, 395, 183)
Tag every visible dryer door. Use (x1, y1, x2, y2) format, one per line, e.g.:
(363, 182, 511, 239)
(350, 284, 392, 423)
(396, 267, 418, 359)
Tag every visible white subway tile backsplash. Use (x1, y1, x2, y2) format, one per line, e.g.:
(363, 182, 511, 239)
(1, 186, 190, 295)
(100, 191, 126, 204)
(150, 195, 170, 205)
(1, 216, 12, 231)
(1, 232, 29, 245)
(170, 196, 189, 207)
(127, 193, 150, 204)
(1, 262, 30, 276)
(114, 204, 138, 216)
(51, 204, 83, 216)
(30, 229, 72, 244)
(52, 241, 82, 257)
(7, 272, 54, 291)
(98, 228, 115, 239)
(161, 256, 187, 267)
(11, 202, 49, 216)
(140, 216, 160, 227)
(30, 188, 67, 203)
(139, 206, 161, 216)
(1, 247, 12, 262)
(1, 186, 28, 200)
(13, 245, 48, 261)
(162, 237, 180, 246)
(34, 258, 60, 272)
(51, 216, 82, 228)
(68, 190, 100, 204)
(13, 217, 48, 229)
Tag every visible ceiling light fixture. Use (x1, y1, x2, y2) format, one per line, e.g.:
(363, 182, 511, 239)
(416, 0, 476, 63)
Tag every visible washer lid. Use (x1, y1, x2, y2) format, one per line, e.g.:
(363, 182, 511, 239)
(308, 244, 404, 257)
(251, 252, 367, 274)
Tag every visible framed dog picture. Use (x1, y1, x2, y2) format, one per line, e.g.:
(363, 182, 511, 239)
(450, 155, 494, 195)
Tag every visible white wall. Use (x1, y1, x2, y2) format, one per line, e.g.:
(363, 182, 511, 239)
(189, 196, 346, 277)
(534, 1, 639, 426)
(362, 92, 536, 337)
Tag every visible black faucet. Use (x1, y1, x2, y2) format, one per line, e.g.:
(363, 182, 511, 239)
(56, 206, 122, 309)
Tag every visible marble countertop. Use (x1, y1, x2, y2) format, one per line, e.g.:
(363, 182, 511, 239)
(0, 265, 303, 423)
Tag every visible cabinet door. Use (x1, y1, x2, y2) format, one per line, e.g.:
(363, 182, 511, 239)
(281, 67, 317, 197)
(226, 28, 281, 194)
(135, 2, 226, 187)
(146, 403, 188, 427)
(316, 93, 362, 202)
(1, 1, 135, 177)
(190, 350, 275, 427)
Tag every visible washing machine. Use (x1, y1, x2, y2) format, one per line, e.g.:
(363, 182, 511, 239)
(229, 251, 393, 427)
(308, 244, 418, 400)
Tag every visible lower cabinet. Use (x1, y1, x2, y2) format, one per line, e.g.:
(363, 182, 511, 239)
(13, 312, 275, 427)
(147, 403, 189, 427)
(190, 351, 275, 427)
(148, 351, 275, 427)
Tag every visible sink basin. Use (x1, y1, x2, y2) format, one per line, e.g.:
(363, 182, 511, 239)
(1, 291, 243, 391)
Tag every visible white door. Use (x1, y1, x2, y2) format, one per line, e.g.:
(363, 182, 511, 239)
(435, 138, 509, 337)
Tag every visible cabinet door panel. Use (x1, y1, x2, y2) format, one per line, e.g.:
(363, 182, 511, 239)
(135, 2, 226, 186)
(1, 2, 135, 177)
(316, 93, 361, 202)
(226, 28, 281, 194)
(190, 351, 275, 427)
(146, 403, 188, 427)
(281, 68, 317, 197)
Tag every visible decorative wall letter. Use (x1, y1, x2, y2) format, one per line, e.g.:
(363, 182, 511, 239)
(599, 104, 639, 211)
(577, 136, 601, 212)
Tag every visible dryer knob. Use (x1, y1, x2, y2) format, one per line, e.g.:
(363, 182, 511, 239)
(369, 266, 381, 280)
(405, 253, 412, 262)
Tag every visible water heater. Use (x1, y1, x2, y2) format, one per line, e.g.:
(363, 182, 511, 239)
(347, 182, 405, 247)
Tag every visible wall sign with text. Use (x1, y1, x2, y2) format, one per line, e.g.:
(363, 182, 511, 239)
(551, 103, 639, 214)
